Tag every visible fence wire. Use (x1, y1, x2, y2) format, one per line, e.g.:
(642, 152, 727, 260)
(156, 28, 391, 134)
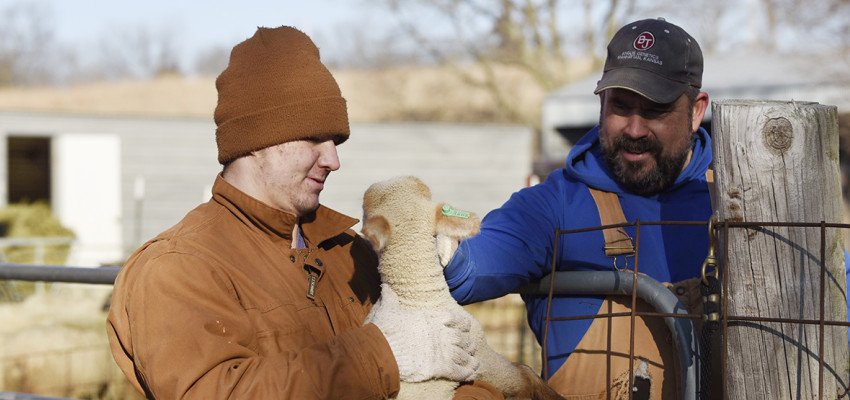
(1, 220, 849, 399)
(539, 219, 850, 400)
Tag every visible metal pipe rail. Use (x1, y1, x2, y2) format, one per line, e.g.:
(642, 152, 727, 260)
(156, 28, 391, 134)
(0, 264, 699, 399)
(519, 270, 700, 400)
(0, 392, 74, 400)
(0, 263, 119, 285)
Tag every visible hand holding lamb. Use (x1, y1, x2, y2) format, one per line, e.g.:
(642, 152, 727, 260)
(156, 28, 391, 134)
(367, 283, 480, 383)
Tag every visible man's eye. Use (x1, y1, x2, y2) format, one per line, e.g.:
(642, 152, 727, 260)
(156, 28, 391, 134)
(609, 100, 624, 109)
(648, 107, 673, 118)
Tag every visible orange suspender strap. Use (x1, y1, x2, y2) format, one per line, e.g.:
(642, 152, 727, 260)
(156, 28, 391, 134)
(705, 168, 715, 205)
(588, 168, 715, 258)
(588, 187, 635, 257)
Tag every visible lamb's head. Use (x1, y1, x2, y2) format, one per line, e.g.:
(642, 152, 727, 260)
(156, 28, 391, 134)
(361, 176, 480, 254)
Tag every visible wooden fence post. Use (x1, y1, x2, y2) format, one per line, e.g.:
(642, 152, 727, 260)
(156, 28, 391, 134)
(711, 100, 849, 398)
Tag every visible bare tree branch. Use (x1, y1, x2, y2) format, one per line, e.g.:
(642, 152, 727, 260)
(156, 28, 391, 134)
(95, 25, 183, 80)
(0, 1, 59, 87)
(368, 0, 604, 127)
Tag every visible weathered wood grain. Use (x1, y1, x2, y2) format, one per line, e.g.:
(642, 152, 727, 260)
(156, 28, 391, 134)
(712, 100, 849, 399)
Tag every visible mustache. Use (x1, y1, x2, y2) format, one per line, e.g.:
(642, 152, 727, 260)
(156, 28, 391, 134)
(612, 136, 662, 155)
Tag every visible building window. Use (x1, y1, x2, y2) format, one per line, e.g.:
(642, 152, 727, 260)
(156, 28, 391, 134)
(8, 136, 51, 204)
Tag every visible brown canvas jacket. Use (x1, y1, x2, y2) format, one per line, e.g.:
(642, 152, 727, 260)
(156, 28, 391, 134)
(107, 175, 399, 399)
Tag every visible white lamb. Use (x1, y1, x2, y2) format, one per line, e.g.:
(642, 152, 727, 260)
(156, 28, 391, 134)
(361, 176, 564, 400)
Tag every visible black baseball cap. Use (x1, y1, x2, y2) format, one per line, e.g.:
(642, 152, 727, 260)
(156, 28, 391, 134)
(594, 18, 703, 104)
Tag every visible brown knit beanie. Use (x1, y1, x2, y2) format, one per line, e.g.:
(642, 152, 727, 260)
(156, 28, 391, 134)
(214, 26, 349, 165)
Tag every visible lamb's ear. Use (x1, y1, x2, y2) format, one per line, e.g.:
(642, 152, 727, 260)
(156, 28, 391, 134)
(435, 203, 481, 239)
(361, 215, 391, 252)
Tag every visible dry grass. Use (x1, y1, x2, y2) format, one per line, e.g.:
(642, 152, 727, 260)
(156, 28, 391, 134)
(0, 75, 217, 118)
(339, 64, 552, 124)
(0, 286, 142, 399)
(0, 63, 594, 126)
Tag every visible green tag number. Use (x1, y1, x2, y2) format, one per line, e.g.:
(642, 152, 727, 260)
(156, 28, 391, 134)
(441, 205, 470, 219)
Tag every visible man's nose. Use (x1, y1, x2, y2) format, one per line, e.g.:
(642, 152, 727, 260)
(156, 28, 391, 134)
(622, 113, 650, 140)
(317, 140, 340, 171)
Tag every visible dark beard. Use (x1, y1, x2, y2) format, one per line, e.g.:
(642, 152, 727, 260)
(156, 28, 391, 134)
(602, 133, 694, 197)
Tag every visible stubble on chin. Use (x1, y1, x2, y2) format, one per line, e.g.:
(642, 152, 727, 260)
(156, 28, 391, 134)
(293, 191, 321, 217)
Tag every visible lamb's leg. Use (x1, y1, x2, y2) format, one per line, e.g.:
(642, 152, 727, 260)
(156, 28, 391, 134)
(511, 364, 566, 400)
(470, 320, 565, 400)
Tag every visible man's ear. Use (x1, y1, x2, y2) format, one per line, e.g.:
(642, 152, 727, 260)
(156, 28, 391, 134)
(434, 204, 480, 240)
(361, 215, 391, 252)
(691, 91, 710, 132)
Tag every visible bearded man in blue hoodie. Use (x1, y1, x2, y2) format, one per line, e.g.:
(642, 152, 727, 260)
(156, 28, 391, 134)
(443, 18, 710, 399)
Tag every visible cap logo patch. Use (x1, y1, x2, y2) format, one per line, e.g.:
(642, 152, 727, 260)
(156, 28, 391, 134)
(633, 32, 655, 50)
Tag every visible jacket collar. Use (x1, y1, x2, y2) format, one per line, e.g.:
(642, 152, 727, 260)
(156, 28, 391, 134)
(211, 174, 358, 247)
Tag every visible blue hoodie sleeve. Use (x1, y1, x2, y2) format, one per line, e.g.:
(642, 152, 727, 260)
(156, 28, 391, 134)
(845, 248, 850, 347)
(445, 179, 563, 304)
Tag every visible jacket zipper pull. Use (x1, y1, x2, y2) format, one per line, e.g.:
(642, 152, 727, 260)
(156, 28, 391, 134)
(306, 269, 318, 300)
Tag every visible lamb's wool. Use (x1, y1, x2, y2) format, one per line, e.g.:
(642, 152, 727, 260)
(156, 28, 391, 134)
(361, 176, 564, 400)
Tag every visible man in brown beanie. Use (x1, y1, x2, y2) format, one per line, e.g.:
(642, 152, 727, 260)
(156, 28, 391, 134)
(107, 26, 504, 399)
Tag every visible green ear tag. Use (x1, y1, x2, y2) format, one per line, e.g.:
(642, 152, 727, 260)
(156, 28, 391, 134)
(441, 204, 470, 219)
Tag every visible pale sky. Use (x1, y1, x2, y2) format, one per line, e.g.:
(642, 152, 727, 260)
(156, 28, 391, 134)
(11, 0, 839, 76)
(48, 0, 360, 45)
(40, 0, 375, 67)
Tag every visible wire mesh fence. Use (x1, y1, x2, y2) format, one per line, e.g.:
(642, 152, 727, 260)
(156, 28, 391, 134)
(1, 220, 849, 399)
(0, 262, 541, 399)
(537, 219, 850, 400)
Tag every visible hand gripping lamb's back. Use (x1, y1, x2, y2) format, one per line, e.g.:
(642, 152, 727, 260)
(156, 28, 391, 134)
(361, 176, 565, 400)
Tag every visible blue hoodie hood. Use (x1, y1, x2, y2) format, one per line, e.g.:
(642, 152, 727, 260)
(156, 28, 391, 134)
(563, 125, 713, 194)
